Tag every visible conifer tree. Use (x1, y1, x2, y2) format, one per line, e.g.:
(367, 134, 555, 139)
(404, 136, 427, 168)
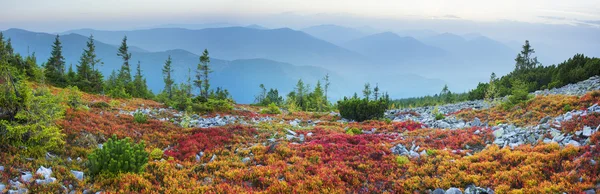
(323, 73, 330, 101)
(162, 55, 174, 99)
(66, 64, 77, 86)
(363, 83, 372, 100)
(117, 36, 132, 85)
(515, 40, 540, 71)
(374, 83, 380, 101)
(45, 35, 66, 86)
(77, 35, 103, 93)
(132, 61, 150, 98)
(199, 49, 211, 99)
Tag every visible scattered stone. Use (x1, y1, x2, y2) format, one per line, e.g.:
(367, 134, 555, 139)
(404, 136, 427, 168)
(241, 157, 251, 164)
(286, 129, 297, 136)
(20, 172, 32, 183)
(432, 188, 445, 194)
(583, 126, 593, 137)
(71, 170, 84, 181)
(0, 166, 4, 171)
(390, 144, 409, 156)
(209, 154, 217, 162)
(446, 187, 463, 194)
(584, 189, 596, 194)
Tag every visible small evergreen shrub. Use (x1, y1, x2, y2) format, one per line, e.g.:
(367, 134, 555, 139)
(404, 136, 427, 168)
(91, 101, 111, 109)
(260, 103, 282, 114)
(345, 128, 363, 135)
(395, 156, 409, 166)
(563, 104, 572, 112)
(150, 148, 164, 160)
(87, 135, 148, 178)
(435, 113, 445, 120)
(337, 97, 388, 122)
(64, 86, 83, 109)
(133, 111, 148, 124)
(192, 99, 234, 113)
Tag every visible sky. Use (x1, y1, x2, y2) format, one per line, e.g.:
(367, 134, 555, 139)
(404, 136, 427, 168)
(1, 0, 599, 32)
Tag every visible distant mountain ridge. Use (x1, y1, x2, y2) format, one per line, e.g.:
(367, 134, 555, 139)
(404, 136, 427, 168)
(62, 27, 369, 72)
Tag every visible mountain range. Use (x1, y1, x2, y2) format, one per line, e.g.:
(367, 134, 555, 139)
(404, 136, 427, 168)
(2, 25, 531, 102)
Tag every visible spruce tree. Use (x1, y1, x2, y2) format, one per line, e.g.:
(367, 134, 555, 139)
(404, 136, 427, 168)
(132, 61, 150, 98)
(45, 35, 66, 86)
(363, 83, 371, 100)
(323, 73, 330, 101)
(199, 49, 211, 99)
(66, 64, 77, 86)
(162, 55, 174, 99)
(117, 36, 132, 85)
(515, 40, 540, 71)
(373, 83, 380, 101)
(76, 35, 103, 93)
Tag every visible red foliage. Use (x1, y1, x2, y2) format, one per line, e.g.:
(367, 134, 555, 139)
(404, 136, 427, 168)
(560, 112, 600, 133)
(393, 120, 424, 131)
(165, 125, 257, 160)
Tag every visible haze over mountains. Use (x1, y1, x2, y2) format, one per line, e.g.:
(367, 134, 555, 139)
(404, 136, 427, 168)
(3, 21, 599, 103)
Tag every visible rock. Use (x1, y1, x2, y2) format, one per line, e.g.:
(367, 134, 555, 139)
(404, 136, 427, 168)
(45, 152, 57, 160)
(241, 157, 251, 164)
(390, 144, 409, 156)
(285, 134, 295, 141)
(299, 134, 305, 142)
(0, 166, 4, 171)
(98, 144, 103, 149)
(576, 130, 583, 136)
(36, 166, 52, 179)
(286, 129, 297, 136)
(210, 154, 217, 162)
(584, 189, 596, 194)
(464, 185, 492, 194)
(420, 150, 427, 156)
(35, 177, 56, 185)
(71, 170, 84, 181)
(446, 187, 463, 194)
(307, 132, 313, 137)
(0, 183, 5, 192)
(289, 120, 299, 127)
(540, 116, 551, 124)
(564, 112, 573, 121)
(567, 140, 581, 147)
(472, 117, 482, 126)
(474, 130, 481, 135)
(493, 129, 504, 138)
(583, 126, 593, 137)
(432, 188, 446, 194)
(591, 159, 597, 165)
(20, 172, 32, 182)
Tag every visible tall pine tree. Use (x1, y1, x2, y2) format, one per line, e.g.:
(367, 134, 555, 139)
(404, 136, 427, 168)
(515, 40, 540, 71)
(132, 61, 151, 98)
(162, 55, 174, 99)
(76, 35, 103, 93)
(199, 49, 211, 99)
(117, 36, 132, 85)
(45, 35, 66, 86)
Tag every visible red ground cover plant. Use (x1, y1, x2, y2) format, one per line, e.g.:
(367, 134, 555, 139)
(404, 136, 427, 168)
(393, 120, 424, 131)
(560, 112, 600, 133)
(165, 125, 258, 161)
(59, 109, 185, 149)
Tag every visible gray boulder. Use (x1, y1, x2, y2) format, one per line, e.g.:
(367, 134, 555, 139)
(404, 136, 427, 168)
(71, 170, 84, 181)
(390, 144, 409, 156)
(432, 188, 445, 194)
(446, 187, 463, 194)
(583, 126, 593, 137)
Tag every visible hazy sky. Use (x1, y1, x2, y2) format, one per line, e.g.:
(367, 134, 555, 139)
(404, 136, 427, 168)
(1, 0, 599, 31)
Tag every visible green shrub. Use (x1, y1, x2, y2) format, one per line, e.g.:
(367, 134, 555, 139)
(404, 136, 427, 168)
(150, 148, 164, 160)
(87, 135, 148, 178)
(337, 97, 388, 122)
(435, 113, 445, 120)
(91, 101, 111, 109)
(503, 80, 532, 110)
(133, 111, 148, 124)
(395, 156, 409, 166)
(192, 99, 234, 113)
(64, 86, 84, 109)
(345, 128, 362, 135)
(260, 103, 282, 114)
(1, 86, 65, 156)
(563, 104, 572, 112)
